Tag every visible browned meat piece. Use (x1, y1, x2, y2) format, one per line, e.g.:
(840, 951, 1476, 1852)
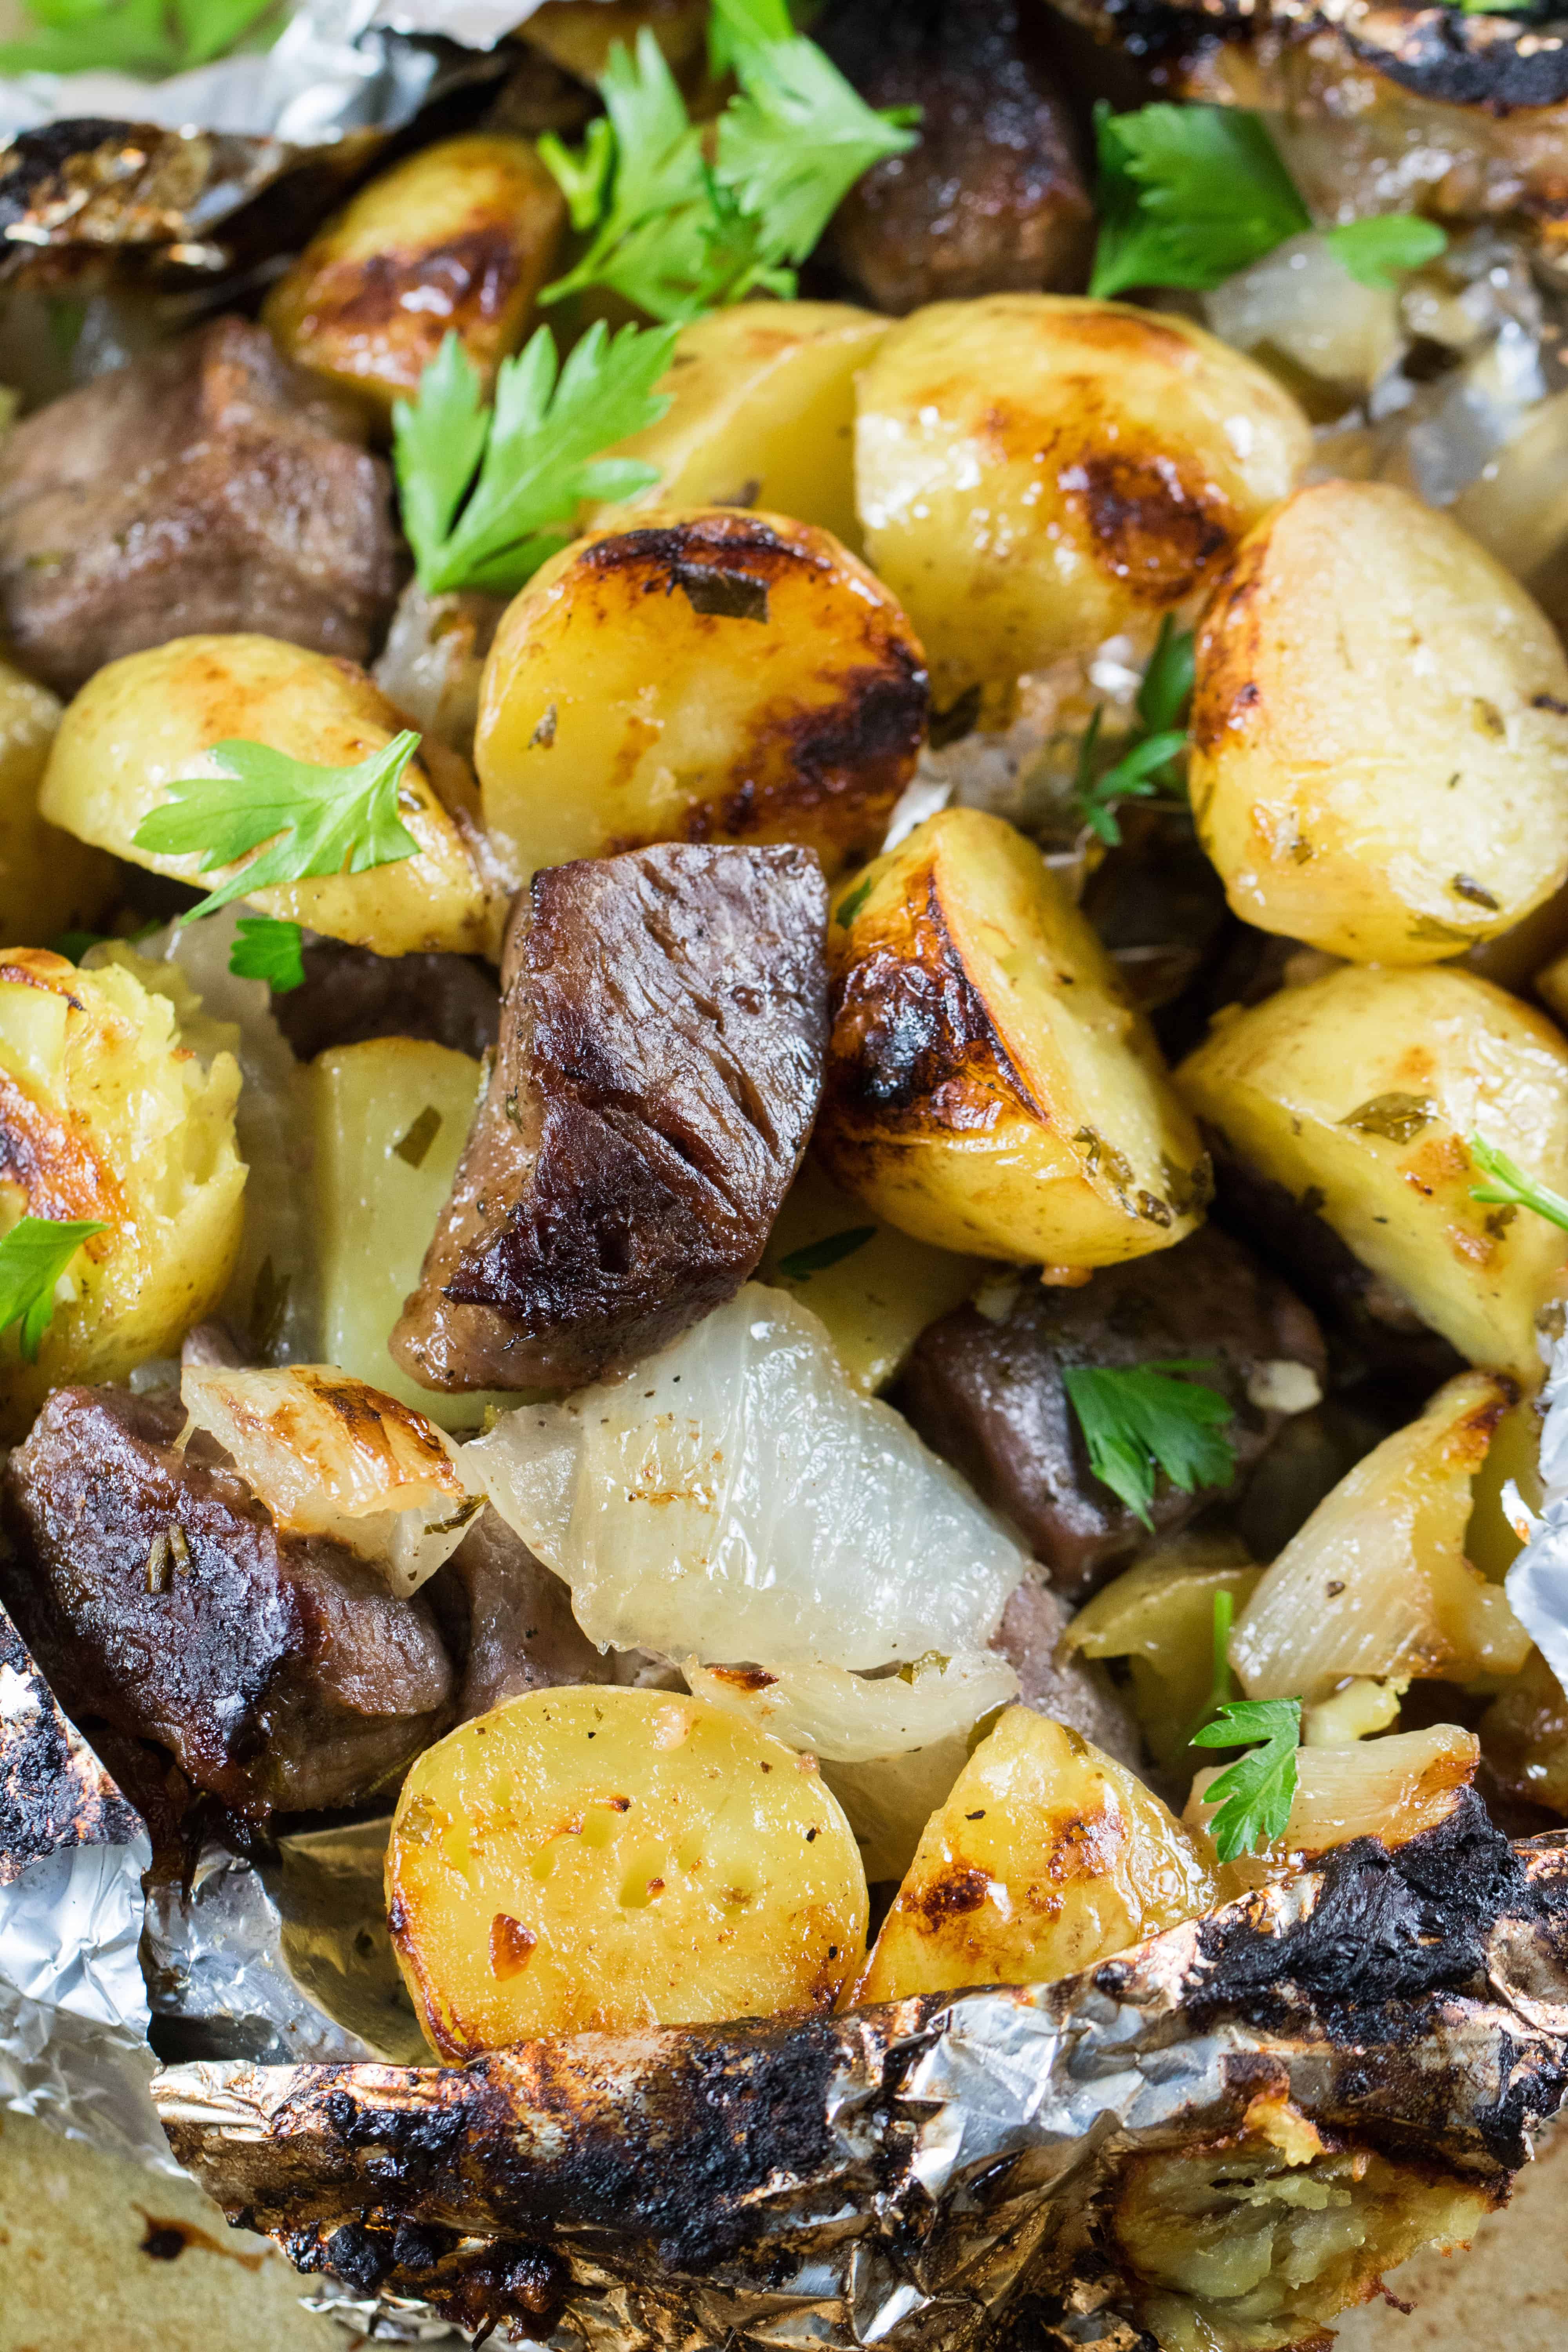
(440, 1506, 612, 1719)
(0, 317, 400, 695)
(272, 938, 501, 1063)
(990, 1574, 1141, 1767)
(815, 0, 1093, 314)
(0, 1387, 452, 1819)
(392, 842, 828, 1393)
(895, 1224, 1327, 1602)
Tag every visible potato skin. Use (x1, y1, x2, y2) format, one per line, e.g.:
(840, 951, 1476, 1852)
(1177, 964, 1568, 1381)
(1190, 481, 1568, 964)
(263, 135, 566, 421)
(855, 294, 1310, 715)
(41, 634, 507, 958)
(817, 807, 1208, 1266)
(0, 657, 113, 946)
(475, 507, 927, 880)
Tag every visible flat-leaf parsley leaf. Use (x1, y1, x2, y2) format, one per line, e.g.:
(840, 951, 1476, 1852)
(1191, 1696, 1302, 1861)
(1062, 1356, 1236, 1529)
(0, 1217, 107, 1362)
(229, 912, 307, 993)
(0, 0, 277, 77)
(1326, 214, 1449, 288)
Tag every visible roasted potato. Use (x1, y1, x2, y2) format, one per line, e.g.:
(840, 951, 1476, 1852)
(1177, 963, 1568, 1379)
(474, 507, 927, 881)
(855, 294, 1310, 717)
(40, 635, 508, 958)
(817, 807, 1209, 1266)
(263, 135, 566, 423)
(1063, 1538, 1263, 1773)
(386, 1687, 868, 2054)
(0, 949, 244, 1436)
(855, 1706, 1217, 2004)
(0, 657, 113, 947)
(587, 303, 890, 548)
(519, 0, 709, 82)
(1190, 481, 1568, 964)
(1229, 1372, 1530, 1703)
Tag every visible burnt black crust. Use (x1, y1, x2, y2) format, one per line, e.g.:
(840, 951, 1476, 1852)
(0, 1598, 142, 1883)
(1339, 7, 1568, 113)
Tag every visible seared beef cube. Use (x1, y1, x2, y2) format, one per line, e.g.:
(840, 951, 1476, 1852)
(1, 1387, 452, 1818)
(991, 1575, 1141, 1768)
(442, 1506, 612, 1719)
(393, 842, 829, 1392)
(896, 1226, 1327, 1602)
(273, 938, 501, 1063)
(815, 0, 1093, 314)
(0, 317, 400, 695)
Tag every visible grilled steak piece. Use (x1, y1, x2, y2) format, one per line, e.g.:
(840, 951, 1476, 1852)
(0, 317, 400, 695)
(273, 938, 501, 1063)
(990, 1574, 1141, 1768)
(896, 1225, 1327, 1602)
(441, 1506, 612, 1720)
(815, 0, 1093, 314)
(392, 842, 829, 1392)
(0, 1387, 452, 1819)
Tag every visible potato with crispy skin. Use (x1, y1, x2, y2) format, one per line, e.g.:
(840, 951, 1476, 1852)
(855, 294, 1310, 717)
(474, 508, 927, 881)
(263, 135, 567, 423)
(386, 1687, 867, 2054)
(0, 656, 113, 947)
(1177, 963, 1568, 1380)
(817, 807, 1208, 1267)
(40, 634, 509, 959)
(1190, 481, 1568, 964)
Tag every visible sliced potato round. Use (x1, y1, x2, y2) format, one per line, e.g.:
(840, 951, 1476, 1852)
(0, 657, 114, 947)
(386, 1687, 867, 2054)
(474, 506, 927, 880)
(1176, 962, 1568, 1379)
(1190, 480, 1568, 964)
(586, 301, 890, 548)
(816, 807, 1209, 1266)
(40, 635, 506, 958)
(0, 949, 244, 1436)
(855, 293, 1310, 716)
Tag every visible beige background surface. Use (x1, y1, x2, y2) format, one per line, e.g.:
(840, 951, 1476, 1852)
(3, 2105, 1567, 2350)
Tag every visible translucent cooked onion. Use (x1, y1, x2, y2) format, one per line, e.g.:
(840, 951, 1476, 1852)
(1188, 1724, 1477, 1859)
(1204, 232, 1403, 394)
(464, 1285, 1027, 1670)
(683, 1651, 1018, 1763)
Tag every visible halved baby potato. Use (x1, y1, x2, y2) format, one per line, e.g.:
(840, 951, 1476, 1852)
(1190, 480, 1568, 964)
(0, 657, 114, 947)
(386, 1687, 868, 2054)
(855, 293, 1310, 717)
(40, 635, 508, 958)
(474, 506, 927, 880)
(1177, 963, 1568, 1380)
(817, 807, 1209, 1266)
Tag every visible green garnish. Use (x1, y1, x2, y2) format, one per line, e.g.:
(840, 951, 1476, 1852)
(835, 874, 874, 929)
(1468, 1136, 1568, 1234)
(1090, 100, 1443, 298)
(229, 913, 306, 994)
(0, 1217, 107, 1362)
(1185, 1587, 1239, 1748)
(392, 321, 675, 598)
(0, 0, 278, 77)
(776, 1225, 877, 1281)
(1073, 617, 1196, 848)
(1062, 1357, 1236, 1530)
(1191, 1697, 1303, 1862)
(132, 733, 423, 924)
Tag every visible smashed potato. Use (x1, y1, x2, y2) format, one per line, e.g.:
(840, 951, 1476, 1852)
(40, 634, 507, 958)
(386, 1687, 867, 2054)
(0, 950, 243, 1434)
(855, 1707, 1216, 2004)
(474, 506, 927, 880)
(1190, 481, 1568, 964)
(855, 293, 1309, 717)
(817, 807, 1208, 1266)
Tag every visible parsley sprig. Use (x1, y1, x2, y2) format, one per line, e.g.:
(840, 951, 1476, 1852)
(393, 321, 675, 598)
(1090, 101, 1445, 299)
(1192, 1697, 1303, 1862)
(1073, 617, 1196, 848)
(0, 1217, 106, 1361)
(0, 0, 277, 76)
(229, 912, 306, 993)
(1468, 1136, 1568, 1233)
(1062, 1356, 1236, 1530)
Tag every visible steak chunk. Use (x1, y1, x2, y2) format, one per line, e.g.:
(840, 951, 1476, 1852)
(392, 842, 829, 1392)
(896, 1225, 1327, 1602)
(436, 1506, 673, 1721)
(990, 1575, 1141, 1770)
(273, 938, 501, 1063)
(1, 1387, 452, 1818)
(0, 317, 400, 695)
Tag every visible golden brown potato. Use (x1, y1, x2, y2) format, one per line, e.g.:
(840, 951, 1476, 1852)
(855, 294, 1310, 717)
(1177, 963, 1568, 1380)
(1229, 1372, 1529, 1703)
(587, 302, 890, 549)
(474, 507, 926, 880)
(519, 0, 709, 82)
(263, 135, 566, 421)
(0, 658, 113, 947)
(855, 1706, 1217, 2005)
(0, 950, 244, 1436)
(41, 635, 508, 959)
(386, 1687, 867, 2054)
(817, 807, 1209, 1266)
(1063, 1537, 1263, 1773)
(1190, 481, 1568, 964)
